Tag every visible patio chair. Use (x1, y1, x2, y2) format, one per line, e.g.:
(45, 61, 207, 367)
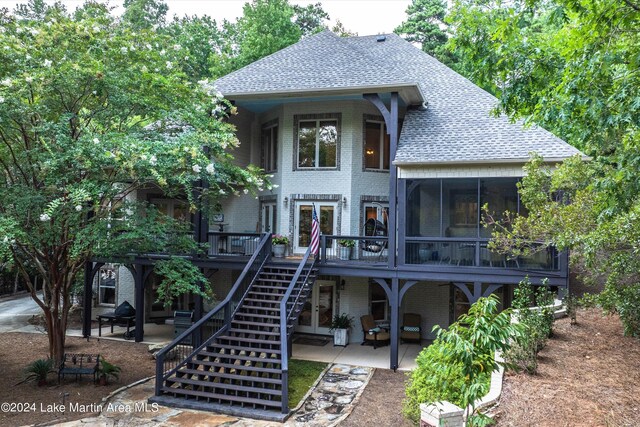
(400, 313, 422, 344)
(360, 315, 390, 349)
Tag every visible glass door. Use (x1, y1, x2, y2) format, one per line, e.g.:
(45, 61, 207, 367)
(262, 202, 277, 233)
(294, 202, 337, 254)
(296, 280, 336, 335)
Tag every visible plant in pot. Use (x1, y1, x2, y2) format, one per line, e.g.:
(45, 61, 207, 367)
(329, 313, 354, 347)
(272, 234, 289, 258)
(338, 239, 355, 260)
(24, 358, 55, 386)
(98, 359, 121, 386)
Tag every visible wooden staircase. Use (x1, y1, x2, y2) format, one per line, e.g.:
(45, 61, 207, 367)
(150, 259, 317, 421)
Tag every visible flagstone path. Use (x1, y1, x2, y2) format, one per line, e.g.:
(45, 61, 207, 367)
(57, 364, 373, 427)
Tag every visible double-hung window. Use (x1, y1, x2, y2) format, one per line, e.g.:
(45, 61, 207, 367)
(261, 123, 278, 172)
(364, 120, 390, 170)
(297, 119, 338, 168)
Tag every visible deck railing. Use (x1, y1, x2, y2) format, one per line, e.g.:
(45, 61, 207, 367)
(279, 245, 318, 414)
(207, 232, 262, 257)
(404, 238, 560, 271)
(319, 235, 389, 264)
(154, 232, 272, 396)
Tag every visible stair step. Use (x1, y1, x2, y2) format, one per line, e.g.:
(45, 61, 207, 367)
(258, 278, 293, 283)
(232, 319, 280, 327)
(199, 350, 282, 365)
(192, 360, 282, 374)
(228, 328, 280, 337)
(253, 284, 289, 291)
(235, 312, 281, 320)
(176, 368, 282, 384)
(218, 335, 281, 345)
(244, 298, 283, 305)
(247, 290, 286, 297)
(161, 386, 282, 408)
(213, 343, 282, 355)
(166, 376, 282, 396)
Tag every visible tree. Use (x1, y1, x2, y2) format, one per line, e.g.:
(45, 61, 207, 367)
(330, 19, 357, 37)
(0, 2, 265, 363)
(213, 0, 302, 77)
(122, 0, 168, 30)
(395, 0, 449, 60)
(449, 0, 640, 335)
(292, 2, 329, 36)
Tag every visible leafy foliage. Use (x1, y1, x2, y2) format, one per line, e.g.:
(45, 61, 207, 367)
(505, 278, 556, 374)
(395, 0, 451, 63)
(24, 358, 55, 384)
(0, 1, 265, 363)
(99, 358, 121, 383)
(154, 257, 214, 307)
(404, 295, 520, 425)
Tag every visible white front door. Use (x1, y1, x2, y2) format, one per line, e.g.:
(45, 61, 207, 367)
(294, 202, 337, 254)
(296, 280, 336, 335)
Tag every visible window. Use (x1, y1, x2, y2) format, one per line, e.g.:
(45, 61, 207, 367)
(98, 265, 117, 306)
(297, 119, 338, 168)
(261, 123, 278, 172)
(364, 121, 390, 170)
(262, 202, 277, 233)
(370, 281, 389, 321)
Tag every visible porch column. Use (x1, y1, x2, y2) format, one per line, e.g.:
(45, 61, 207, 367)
(364, 92, 399, 269)
(134, 264, 145, 342)
(389, 278, 400, 371)
(82, 261, 94, 338)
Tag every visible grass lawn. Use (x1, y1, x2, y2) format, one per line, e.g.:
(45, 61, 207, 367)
(288, 359, 327, 408)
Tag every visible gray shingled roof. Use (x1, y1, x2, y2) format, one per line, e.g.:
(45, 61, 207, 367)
(216, 31, 582, 164)
(215, 31, 421, 97)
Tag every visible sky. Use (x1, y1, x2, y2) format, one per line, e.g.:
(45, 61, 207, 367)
(1, 0, 413, 36)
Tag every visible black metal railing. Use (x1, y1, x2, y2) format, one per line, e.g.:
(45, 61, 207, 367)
(154, 233, 272, 396)
(207, 232, 262, 257)
(319, 235, 389, 264)
(279, 246, 318, 414)
(404, 238, 559, 270)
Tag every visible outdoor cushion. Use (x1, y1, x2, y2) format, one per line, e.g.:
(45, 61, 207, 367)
(368, 327, 381, 334)
(402, 326, 420, 332)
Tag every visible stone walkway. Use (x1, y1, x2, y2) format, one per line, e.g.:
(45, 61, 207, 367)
(58, 364, 373, 427)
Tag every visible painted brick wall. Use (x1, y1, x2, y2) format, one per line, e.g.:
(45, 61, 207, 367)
(401, 282, 450, 340)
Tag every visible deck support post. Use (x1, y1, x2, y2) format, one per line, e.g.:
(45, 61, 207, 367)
(82, 262, 102, 338)
(134, 264, 145, 342)
(390, 277, 400, 371)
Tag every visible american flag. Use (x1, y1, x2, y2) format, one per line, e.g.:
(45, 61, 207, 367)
(310, 204, 320, 255)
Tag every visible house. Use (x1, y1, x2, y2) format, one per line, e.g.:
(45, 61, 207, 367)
(83, 31, 582, 419)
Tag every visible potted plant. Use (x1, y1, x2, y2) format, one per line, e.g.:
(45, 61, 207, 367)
(272, 234, 289, 258)
(98, 359, 121, 386)
(329, 313, 354, 347)
(24, 358, 54, 386)
(338, 239, 355, 260)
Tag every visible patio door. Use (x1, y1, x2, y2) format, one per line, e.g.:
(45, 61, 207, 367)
(296, 280, 336, 335)
(261, 202, 277, 233)
(294, 202, 337, 254)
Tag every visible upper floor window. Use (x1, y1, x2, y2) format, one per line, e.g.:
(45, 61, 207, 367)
(261, 123, 278, 172)
(364, 120, 390, 170)
(296, 118, 338, 169)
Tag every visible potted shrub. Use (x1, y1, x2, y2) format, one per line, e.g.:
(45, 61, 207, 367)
(24, 358, 54, 386)
(98, 359, 121, 386)
(329, 313, 354, 347)
(338, 239, 355, 260)
(272, 234, 289, 258)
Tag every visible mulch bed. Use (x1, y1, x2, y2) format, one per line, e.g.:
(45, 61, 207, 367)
(0, 332, 155, 426)
(494, 308, 640, 426)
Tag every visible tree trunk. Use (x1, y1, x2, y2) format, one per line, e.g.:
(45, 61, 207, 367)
(13, 271, 19, 294)
(44, 310, 67, 365)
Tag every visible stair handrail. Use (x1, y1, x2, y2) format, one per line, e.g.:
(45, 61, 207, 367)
(278, 246, 318, 414)
(154, 232, 272, 395)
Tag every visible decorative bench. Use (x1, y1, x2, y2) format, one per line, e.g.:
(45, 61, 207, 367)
(58, 353, 100, 383)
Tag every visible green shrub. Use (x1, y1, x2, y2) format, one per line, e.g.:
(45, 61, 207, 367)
(404, 295, 518, 425)
(589, 283, 640, 338)
(24, 358, 55, 385)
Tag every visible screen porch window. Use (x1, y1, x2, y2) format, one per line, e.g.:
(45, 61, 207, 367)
(364, 121, 390, 170)
(297, 119, 338, 168)
(261, 123, 278, 172)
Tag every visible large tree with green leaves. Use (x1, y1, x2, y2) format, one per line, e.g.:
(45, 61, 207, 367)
(0, 1, 265, 362)
(448, 0, 640, 334)
(395, 0, 451, 63)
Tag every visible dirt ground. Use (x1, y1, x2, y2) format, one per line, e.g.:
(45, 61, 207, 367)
(341, 368, 413, 427)
(0, 333, 155, 427)
(494, 308, 640, 427)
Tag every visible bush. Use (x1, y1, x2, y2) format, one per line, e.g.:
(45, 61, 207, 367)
(587, 283, 640, 338)
(404, 295, 518, 425)
(24, 358, 55, 386)
(505, 277, 556, 374)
